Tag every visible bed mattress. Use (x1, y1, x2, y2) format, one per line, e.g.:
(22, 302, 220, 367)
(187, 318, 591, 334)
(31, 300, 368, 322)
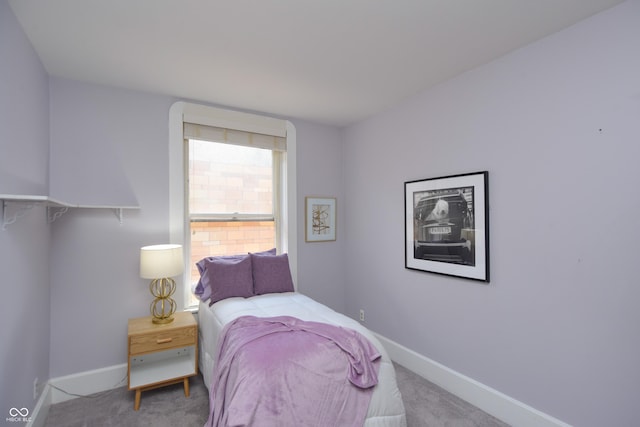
(198, 292, 407, 427)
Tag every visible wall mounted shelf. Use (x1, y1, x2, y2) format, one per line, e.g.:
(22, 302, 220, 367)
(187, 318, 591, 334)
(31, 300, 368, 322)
(0, 194, 139, 230)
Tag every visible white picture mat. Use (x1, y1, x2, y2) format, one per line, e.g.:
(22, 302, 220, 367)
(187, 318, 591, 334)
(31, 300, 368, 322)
(305, 197, 336, 242)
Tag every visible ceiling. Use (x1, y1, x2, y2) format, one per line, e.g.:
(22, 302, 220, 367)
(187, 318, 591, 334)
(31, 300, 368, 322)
(8, 0, 624, 128)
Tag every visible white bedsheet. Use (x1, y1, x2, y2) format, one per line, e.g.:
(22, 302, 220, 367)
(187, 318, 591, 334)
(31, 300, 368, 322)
(198, 292, 407, 427)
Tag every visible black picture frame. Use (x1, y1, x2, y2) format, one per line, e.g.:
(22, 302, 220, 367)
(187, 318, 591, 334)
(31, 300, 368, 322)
(405, 171, 489, 282)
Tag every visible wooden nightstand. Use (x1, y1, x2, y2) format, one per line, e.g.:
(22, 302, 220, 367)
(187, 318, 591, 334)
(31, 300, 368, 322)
(127, 311, 198, 410)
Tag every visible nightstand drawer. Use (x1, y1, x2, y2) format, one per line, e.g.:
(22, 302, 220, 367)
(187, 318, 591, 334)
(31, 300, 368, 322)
(129, 326, 196, 354)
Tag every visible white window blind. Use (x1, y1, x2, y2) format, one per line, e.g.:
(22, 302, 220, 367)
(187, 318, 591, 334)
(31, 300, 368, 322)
(183, 123, 286, 152)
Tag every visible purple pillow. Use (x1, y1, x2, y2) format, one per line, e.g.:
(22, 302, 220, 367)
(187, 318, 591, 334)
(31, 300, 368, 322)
(251, 248, 276, 256)
(250, 253, 294, 295)
(194, 255, 254, 305)
(194, 254, 247, 303)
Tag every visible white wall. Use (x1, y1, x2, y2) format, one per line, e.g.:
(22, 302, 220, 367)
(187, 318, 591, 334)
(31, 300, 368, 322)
(0, 0, 51, 416)
(342, 1, 640, 426)
(47, 78, 175, 376)
(294, 120, 346, 312)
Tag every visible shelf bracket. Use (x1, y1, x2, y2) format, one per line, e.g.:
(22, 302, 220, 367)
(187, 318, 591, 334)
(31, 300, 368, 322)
(2, 200, 38, 231)
(113, 208, 123, 225)
(47, 206, 70, 223)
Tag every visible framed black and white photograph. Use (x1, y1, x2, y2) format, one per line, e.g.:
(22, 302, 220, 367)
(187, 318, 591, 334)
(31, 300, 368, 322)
(305, 197, 337, 242)
(405, 171, 489, 282)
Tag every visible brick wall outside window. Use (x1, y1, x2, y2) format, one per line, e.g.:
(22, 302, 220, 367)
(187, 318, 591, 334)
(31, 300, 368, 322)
(188, 220, 275, 287)
(187, 140, 276, 299)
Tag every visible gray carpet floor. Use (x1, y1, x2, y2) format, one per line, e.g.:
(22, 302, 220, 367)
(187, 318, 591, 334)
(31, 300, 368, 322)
(44, 363, 509, 427)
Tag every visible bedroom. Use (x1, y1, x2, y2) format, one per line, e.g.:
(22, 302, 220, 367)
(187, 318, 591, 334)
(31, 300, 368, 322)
(1, 1, 639, 426)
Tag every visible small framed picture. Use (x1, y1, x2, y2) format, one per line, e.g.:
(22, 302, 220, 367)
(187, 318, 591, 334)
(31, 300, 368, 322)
(305, 197, 337, 242)
(405, 171, 489, 282)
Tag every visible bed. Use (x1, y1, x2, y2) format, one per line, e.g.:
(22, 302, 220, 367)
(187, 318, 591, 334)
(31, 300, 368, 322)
(195, 251, 407, 427)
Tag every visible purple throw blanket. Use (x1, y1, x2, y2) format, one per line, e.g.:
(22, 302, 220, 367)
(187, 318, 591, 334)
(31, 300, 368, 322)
(204, 315, 381, 427)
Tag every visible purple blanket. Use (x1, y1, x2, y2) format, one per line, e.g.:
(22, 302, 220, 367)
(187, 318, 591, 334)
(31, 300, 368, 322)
(204, 315, 381, 427)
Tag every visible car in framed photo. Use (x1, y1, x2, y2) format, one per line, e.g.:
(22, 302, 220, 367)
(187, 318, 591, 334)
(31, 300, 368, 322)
(413, 189, 474, 265)
(405, 171, 489, 282)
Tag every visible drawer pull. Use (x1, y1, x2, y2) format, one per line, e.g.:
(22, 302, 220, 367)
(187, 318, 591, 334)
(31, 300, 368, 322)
(156, 337, 173, 344)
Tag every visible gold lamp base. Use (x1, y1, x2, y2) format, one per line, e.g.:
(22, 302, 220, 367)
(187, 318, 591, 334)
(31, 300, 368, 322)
(149, 278, 177, 324)
(152, 316, 174, 324)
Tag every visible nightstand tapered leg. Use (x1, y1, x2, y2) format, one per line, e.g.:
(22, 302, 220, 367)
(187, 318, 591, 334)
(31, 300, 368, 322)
(183, 378, 190, 397)
(134, 389, 141, 410)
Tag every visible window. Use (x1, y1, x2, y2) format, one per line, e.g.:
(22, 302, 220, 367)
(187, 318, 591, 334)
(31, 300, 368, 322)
(169, 102, 297, 309)
(185, 140, 278, 306)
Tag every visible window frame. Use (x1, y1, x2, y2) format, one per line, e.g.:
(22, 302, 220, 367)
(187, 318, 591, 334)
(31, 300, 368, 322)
(169, 102, 297, 310)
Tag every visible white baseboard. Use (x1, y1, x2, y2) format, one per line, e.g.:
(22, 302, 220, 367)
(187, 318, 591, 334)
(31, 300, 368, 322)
(375, 333, 572, 427)
(49, 363, 128, 404)
(27, 364, 127, 427)
(27, 384, 51, 427)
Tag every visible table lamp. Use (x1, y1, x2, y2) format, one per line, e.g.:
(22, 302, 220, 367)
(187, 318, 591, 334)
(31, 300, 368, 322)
(139, 244, 184, 324)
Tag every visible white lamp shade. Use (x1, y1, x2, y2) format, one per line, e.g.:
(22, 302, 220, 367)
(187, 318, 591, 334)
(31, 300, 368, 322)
(140, 244, 184, 279)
